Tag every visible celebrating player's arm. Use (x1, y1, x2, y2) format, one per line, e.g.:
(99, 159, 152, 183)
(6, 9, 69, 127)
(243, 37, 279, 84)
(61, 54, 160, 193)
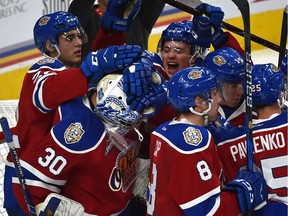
(192, 3, 245, 56)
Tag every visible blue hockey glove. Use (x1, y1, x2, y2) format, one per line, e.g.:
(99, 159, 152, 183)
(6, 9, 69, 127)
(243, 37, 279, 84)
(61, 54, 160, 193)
(100, 0, 142, 32)
(123, 51, 154, 97)
(127, 71, 168, 117)
(194, 3, 226, 48)
(80, 45, 142, 83)
(223, 169, 268, 214)
(196, 3, 224, 26)
(192, 15, 212, 48)
(211, 26, 227, 48)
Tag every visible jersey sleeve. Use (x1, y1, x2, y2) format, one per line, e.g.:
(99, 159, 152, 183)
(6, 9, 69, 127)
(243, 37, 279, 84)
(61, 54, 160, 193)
(31, 64, 88, 112)
(214, 32, 245, 57)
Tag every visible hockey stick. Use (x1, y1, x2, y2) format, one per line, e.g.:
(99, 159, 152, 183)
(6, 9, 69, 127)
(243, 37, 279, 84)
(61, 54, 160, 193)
(162, 0, 285, 53)
(278, 5, 287, 67)
(0, 117, 36, 216)
(231, 0, 253, 173)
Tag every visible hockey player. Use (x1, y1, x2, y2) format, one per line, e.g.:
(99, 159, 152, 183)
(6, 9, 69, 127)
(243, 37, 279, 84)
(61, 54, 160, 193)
(147, 66, 268, 215)
(202, 47, 256, 127)
(3, 11, 144, 215)
(11, 72, 159, 215)
(209, 63, 287, 215)
(158, 3, 244, 79)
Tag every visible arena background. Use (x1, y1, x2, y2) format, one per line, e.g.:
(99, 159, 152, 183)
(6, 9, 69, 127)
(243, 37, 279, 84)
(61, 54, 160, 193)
(0, 0, 286, 100)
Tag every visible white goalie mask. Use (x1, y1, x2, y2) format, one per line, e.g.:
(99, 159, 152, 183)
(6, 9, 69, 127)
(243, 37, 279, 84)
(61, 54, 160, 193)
(94, 74, 143, 135)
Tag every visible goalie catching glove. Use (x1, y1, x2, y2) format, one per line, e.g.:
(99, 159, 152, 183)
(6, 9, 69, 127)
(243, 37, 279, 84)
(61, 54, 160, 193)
(80, 45, 142, 84)
(36, 193, 84, 216)
(223, 169, 268, 214)
(100, 0, 142, 32)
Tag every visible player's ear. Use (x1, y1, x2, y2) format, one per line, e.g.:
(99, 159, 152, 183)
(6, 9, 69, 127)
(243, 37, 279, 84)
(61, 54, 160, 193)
(45, 41, 56, 52)
(194, 96, 206, 111)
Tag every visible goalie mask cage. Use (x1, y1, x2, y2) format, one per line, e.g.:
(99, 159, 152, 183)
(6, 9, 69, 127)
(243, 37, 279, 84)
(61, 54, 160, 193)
(0, 99, 19, 216)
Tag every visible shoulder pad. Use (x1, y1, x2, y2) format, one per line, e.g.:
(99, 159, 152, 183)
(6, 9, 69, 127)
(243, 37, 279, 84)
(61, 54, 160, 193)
(30, 58, 65, 71)
(155, 121, 211, 153)
(52, 101, 106, 153)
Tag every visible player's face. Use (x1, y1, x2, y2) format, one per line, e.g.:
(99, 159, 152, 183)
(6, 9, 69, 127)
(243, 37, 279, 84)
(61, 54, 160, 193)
(161, 41, 196, 78)
(220, 82, 243, 108)
(208, 89, 222, 122)
(57, 29, 83, 68)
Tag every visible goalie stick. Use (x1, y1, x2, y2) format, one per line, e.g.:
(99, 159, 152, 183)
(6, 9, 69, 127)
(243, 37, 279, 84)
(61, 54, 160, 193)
(278, 5, 287, 67)
(0, 117, 36, 216)
(162, 0, 285, 53)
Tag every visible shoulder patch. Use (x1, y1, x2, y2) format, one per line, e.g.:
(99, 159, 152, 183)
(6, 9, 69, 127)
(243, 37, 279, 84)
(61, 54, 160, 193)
(64, 122, 85, 144)
(37, 57, 55, 65)
(183, 126, 202, 146)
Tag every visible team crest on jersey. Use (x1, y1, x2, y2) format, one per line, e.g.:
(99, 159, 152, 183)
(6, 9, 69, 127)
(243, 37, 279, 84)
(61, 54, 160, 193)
(38, 16, 50, 26)
(64, 122, 85, 144)
(183, 127, 202, 146)
(37, 57, 55, 65)
(212, 55, 227, 66)
(188, 70, 202, 79)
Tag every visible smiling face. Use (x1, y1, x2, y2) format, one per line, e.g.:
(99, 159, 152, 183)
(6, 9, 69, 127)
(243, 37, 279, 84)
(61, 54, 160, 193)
(161, 41, 197, 78)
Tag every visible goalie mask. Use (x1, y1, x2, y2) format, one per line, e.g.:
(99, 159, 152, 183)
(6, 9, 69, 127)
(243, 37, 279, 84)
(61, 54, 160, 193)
(34, 11, 87, 54)
(94, 74, 143, 133)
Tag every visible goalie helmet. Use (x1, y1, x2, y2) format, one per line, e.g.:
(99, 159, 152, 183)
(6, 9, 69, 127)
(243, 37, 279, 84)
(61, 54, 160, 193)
(202, 47, 245, 83)
(94, 74, 142, 133)
(33, 11, 87, 54)
(252, 63, 284, 106)
(167, 66, 218, 112)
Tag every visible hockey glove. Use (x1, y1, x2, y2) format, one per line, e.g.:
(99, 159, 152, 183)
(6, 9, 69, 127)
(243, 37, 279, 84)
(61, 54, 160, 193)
(192, 15, 212, 48)
(223, 169, 268, 214)
(127, 71, 168, 117)
(100, 0, 142, 32)
(80, 45, 142, 84)
(123, 51, 154, 97)
(36, 193, 84, 216)
(195, 3, 227, 47)
(196, 3, 224, 26)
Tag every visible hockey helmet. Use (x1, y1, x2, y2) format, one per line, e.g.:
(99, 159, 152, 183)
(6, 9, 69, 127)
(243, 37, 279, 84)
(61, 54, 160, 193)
(203, 47, 245, 83)
(167, 66, 218, 113)
(160, 21, 195, 49)
(252, 63, 284, 106)
(33, 11, 87, 53)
